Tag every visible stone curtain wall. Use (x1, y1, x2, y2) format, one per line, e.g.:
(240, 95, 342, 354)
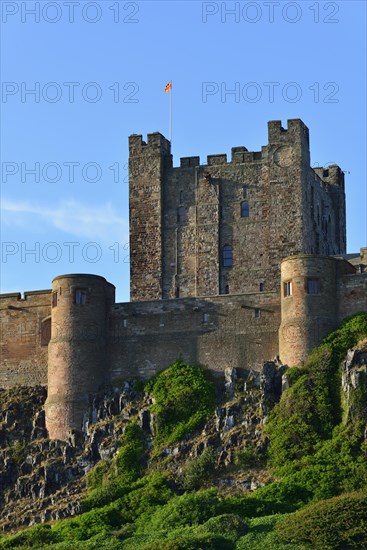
(108, 292, 281, 381)
(0, 291, 51, 387)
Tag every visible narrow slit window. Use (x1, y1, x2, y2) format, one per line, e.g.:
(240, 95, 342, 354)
(307, 278, 319, 294)
(175, 287, 180, 298)
(222, 245, 233, 267)
(241, 201, 249, 218)
(225, 284, 229, 294)
(242, 186, 247, 199)
(52, 292, 58, 308)
(283, 281, 292, 297)
(75, 288, 87, 305)
(202, 313, 209, 323)
(255, 308, 261, 318)
(259, 282, 264, 292)
(177, 206, 185, 223)
(179, 190, 184, 203)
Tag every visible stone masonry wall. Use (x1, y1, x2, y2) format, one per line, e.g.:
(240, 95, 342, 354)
(131, 119, 346, 302)
(108, 292, 281, 380)
(0, 291, 51, 387)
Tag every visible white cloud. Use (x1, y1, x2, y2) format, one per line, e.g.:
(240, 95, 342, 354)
(1, 198, 128, 243)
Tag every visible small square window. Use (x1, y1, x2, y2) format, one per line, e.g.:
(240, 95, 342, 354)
(75, 288, 87, 305)
(284, 281, 292, 297)
(307, 278, 319, 294)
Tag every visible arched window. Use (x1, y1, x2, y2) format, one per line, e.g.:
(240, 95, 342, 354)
(241, 201, 249, 218)
(222, 245, 233, 267)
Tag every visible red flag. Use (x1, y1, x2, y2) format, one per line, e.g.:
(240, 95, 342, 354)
(164, 81, 172, 93)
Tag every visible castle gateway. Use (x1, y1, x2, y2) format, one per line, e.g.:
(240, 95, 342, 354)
(1, 119, 366, 439)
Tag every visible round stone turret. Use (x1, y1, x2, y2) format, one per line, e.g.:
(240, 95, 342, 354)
(279, 255, 338, 367)
(45, 274, 115, 440)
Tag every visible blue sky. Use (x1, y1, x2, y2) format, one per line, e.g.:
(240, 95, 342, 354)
(1, 0, 366, 302)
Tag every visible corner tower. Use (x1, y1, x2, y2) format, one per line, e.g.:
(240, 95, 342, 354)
(279, 255, 339, 366)
(45, 274, 115, 440)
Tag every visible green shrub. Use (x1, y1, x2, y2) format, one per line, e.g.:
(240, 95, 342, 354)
(181, 446, 217, 490)
(134, 489, 223, 533)
(139, 533, 234, 550)
(276, 491, 367, 549)
(86, 460, 109, 490)
(145, 360, 216, 445)
(112, 423, 145, 481)
(196, 514, 248, 541)
(236, 514, 308, 550)
(0, 523, 57, 548)
(235, 444, 260, 469)
(83, 423, 146, 510)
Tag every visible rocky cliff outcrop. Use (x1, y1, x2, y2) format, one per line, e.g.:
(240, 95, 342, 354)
(0, 361, 286, 532)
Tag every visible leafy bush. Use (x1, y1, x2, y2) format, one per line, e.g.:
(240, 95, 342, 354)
(139, 533, 234, 550)
(236, 514, 307, 550)
(145, 360, 216, 445)
(0, 524, 57, 548)
(86, 460, 109, 490)
(276, 491, 367, 549)
(235, 444, 261, 469)
(112, 423, 145, 481)
(134, 489, 223, 533)
(83, 423, 146, 510)
(181, 446, 217, 490)
(196, 514, 248, 541)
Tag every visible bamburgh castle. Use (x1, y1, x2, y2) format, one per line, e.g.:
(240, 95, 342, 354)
(1, 119, 366, 440)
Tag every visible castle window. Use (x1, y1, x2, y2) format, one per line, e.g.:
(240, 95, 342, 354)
(177, 206, 185, 223)
(175, 287, 180, 298)
(40, 317, 51, 346)
(122, 319, 128, 328)
(283, 281, 292, 297)
(241, 201, 249, 218)
(222, 245, 233, 267)
(52, 292, 58, 308)
(202, 313, 209, 323)
(242, 186, 247, 199)
(75, 288, 87, 305)
(179, 190, 184, 203)
(225, 284, 229, 294)
(255, 308, 261, 318)
(259, 282, 264, 292)
(323, 169, 329, 178)
(307, 278, 319, 294)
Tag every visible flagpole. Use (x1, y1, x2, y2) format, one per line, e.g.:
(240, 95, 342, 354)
(170, 83, 172, 145)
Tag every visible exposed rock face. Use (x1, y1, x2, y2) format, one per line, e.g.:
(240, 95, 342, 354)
(342, 340, 367, 425)
(0, 363, 287, 533)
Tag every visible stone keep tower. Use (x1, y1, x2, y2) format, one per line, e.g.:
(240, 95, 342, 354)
(129, 119, 346, 301)
(45, 274, 115, 440)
